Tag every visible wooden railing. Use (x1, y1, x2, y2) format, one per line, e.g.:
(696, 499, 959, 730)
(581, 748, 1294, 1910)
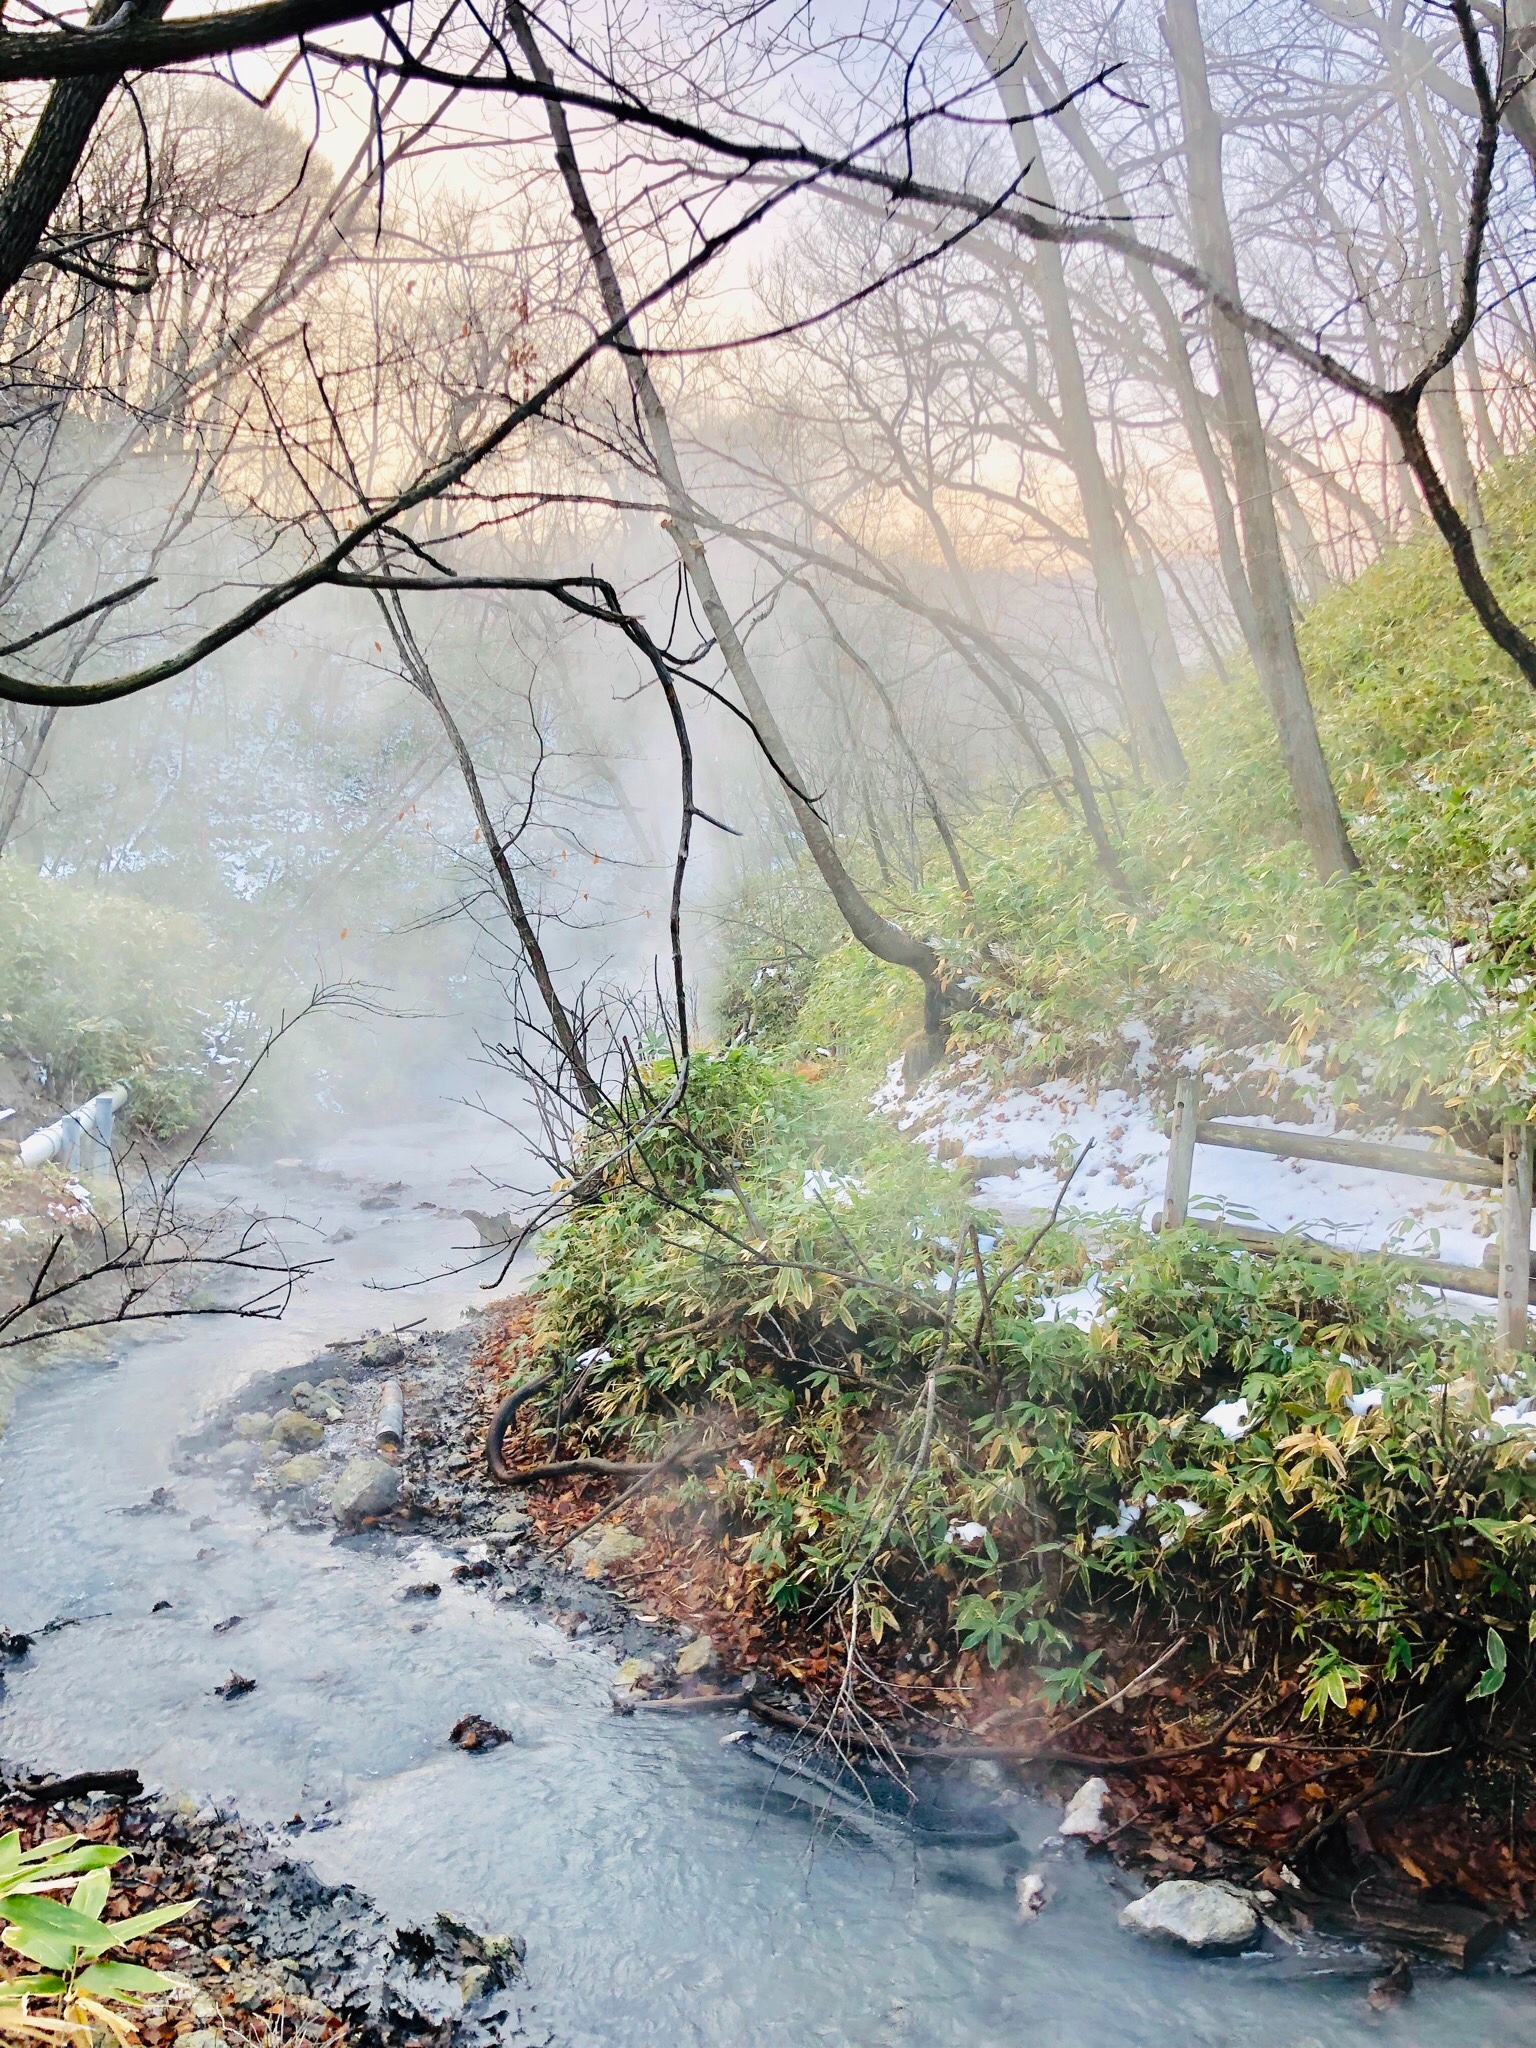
(1159, 1075, 1532, 1355)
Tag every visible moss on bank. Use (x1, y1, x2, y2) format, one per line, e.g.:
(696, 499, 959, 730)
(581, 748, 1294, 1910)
(720, 457, 1536, 1134)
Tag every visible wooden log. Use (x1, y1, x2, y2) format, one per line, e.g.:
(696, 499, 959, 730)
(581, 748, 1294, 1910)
(1306, 1893, 1500, 1969)
(1219, 1225, 1497, 1298)
(1498, 1121, 1534, 1357)
(1482, 1242, 1536, 1279)
(1161, 1074, 1201, 1230)
(4, 1769, 143, 1807)
(1194, 1120, 1501, 1187)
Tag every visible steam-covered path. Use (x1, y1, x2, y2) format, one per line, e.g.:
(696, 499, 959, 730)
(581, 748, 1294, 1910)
(2, 1111, 1535, 2047)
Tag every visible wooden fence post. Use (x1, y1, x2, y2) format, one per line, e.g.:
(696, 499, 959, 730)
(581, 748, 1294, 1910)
(1161, 1073, 1201, 1233)
(1497, 1118, 1533, 1357)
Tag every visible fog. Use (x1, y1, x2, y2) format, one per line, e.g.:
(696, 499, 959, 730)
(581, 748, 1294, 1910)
(0, 0, 1530, 1177)
(9, 7, 1536, 2037)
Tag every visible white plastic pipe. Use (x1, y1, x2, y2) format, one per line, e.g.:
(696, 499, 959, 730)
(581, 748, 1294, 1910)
(377, 1379, 405, 1451)
(20, 1082, 129, 1173)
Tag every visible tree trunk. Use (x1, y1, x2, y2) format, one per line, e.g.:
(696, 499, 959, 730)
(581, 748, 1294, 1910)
(1500, 0, 1536, 177)
(1162, 0, 1360, 882)
(507, 3, 948, 1035)
(974, 8, 1262, 677)
(956, 0, 1187, 789)
(0, 0, 170, 306)
(375, 592, 603, 1112)
(0, 706, 55, 854)
(1395, 71, 1489, 552)
(1140, 277, 1262, 652)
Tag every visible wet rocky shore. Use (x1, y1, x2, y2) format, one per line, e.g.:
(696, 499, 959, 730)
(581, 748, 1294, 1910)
(0, 1770, 539, 2048)
(1, 1314, 674, 2048)
(175, 1317, 676, 1673)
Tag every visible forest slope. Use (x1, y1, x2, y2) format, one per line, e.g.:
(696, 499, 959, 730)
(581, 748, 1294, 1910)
(481, 465, 1536, 1919)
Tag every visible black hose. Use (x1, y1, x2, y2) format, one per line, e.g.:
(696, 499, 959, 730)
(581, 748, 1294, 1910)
(487, 1350, 619, 1483)
(485, 1366, 558, 1483)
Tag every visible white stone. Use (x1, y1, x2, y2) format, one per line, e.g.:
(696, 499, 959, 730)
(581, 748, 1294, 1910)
(1118, 1880, 1258, 1953)
(1016, 1872, 1048, 1920)
(676, 1635, 714, 1676)
(1058, 1775, 1110, 1839)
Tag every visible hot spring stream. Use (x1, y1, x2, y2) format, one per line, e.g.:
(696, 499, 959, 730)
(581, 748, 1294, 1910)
(2, 1111, 1534, 2047)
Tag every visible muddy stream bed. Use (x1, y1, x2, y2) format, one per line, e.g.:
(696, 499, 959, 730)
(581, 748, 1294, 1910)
(3, 1111, 1535, 2047)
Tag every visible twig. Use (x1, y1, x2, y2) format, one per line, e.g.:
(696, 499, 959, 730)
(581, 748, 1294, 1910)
(496, 1456, 667, 1482)
(624, 1691, 742, 1715)
(990, 1141, 1095, 1290)
(979, 1632, 1190, 1741)
(1287, 1779, 1395, 1860)
(544, 1433, 743, 1556)
(745, 1698, 1251, 1766)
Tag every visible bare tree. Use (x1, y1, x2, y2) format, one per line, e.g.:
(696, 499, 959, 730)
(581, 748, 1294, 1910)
(1161, 0, 1358, 880)
(2, 992, 342, 1354)
(506, 2, 952, 1041)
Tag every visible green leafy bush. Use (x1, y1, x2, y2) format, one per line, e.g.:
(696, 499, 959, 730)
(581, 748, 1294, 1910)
(0, 867, 247, 1136)
(968, 1228, 1536, 1702)
(531, 1058, 1536, 1728)
(0, 1827, 192, 2041)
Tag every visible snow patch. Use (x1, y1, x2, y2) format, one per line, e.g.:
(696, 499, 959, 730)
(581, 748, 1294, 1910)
(893, 1061, 1497, 1300)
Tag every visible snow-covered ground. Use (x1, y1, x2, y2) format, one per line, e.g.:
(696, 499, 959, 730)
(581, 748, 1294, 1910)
(886, 1059, 1500, 1297)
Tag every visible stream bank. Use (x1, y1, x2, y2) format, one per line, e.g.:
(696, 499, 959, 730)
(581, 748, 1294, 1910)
(6, 1121, 1536, 2045)
(180, 1292, 1536, 1988)
(458, 1303, 1536, 1976)
(0, 1776, 535, 2047)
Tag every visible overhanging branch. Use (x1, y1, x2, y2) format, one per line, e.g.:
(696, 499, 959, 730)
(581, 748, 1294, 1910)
(0, 0, 407, 80)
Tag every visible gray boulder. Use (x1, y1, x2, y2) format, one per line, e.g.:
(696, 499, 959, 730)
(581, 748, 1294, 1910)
(273, 1453, 326, 1490)
(1119, 1880, 1258, 1953)
(292, 1381, 345, 1422)
(571, 1525, 644, 1576)
(332, 1457, 404, 1525)
(268, 1408, 324, 1449)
